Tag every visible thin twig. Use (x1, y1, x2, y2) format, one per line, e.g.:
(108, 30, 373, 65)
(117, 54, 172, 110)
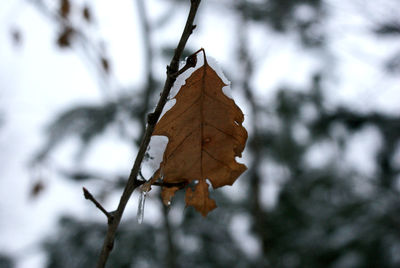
(94, 1, 202, 267)
(135, 179, 187, 189)
(82, 187, 112, 220)
(236, 1, 266, 259)
(153, 181, 188, 188)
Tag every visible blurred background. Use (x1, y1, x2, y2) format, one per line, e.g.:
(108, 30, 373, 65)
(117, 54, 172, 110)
(1, 0, 400, 267)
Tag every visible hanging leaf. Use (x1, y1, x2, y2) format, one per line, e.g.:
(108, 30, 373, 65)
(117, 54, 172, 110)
(100, 56, 110, 74)
(60, 0, 71, 19)
(82, 5, 92, 23)
(151, 49, 247, 216)
(57, 27, 75, 48)
(29, 180, 45, 199)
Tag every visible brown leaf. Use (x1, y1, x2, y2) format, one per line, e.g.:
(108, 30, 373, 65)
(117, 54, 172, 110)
(60, 0, 71, 18)
(57, 27, 74, 48)
(100, 57, 110, 74)
(30, 180, 45, 199)
(152, 49, 247, 216)
(161, 186, 180, 206)
(82, 5, 92, 22)
(185, 180, 216, 217)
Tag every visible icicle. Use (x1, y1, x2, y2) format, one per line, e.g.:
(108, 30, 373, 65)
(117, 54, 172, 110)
(136, 168, 164, 224)
(137, 188, 147, 224)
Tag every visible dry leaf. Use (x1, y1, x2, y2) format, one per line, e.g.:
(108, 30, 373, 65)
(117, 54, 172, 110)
(30, 180, 45, 199)
(60, 0, 71, 18)
(57, 27, 74, 48)
(82, 5, 92, 22)
(100, 57, 110, 74)
(151, 49, 247, 216)
(161, 186, 180, 205)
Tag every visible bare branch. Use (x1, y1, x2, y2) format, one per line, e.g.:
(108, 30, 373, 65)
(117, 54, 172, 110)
(95, 1, 202, 267)
(82, 187, 113, 220)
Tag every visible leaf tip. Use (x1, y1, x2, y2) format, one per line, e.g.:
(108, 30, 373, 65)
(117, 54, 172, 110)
(185, 180, 217, 216)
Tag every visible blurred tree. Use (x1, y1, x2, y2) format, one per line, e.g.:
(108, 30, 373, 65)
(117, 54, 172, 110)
(11, 0, 400, 267)
(0, 253, 15, 268)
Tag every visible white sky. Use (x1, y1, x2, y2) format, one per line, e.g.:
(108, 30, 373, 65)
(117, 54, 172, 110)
(0, 0, 399, 267)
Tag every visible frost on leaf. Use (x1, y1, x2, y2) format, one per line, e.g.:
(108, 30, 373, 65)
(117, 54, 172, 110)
(152, 49, 247, 216)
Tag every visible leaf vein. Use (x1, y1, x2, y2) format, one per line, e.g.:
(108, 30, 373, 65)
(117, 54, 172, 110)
(166, 128, 198, 160)
(204, 92, 231, 109)
(164, 96, 201, 124)
(205, 122, 241, 143)
(203, 149, 231, 170)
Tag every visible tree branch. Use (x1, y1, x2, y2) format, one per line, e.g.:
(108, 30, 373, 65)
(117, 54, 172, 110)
(94, 1, 202, 267)
(82, 187, 113, 221)
(135, 0, 157, 142)
(236, 1, 266, 260)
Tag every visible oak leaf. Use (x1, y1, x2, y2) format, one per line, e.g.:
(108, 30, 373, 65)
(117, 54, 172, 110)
(152, 49, 247, 216)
